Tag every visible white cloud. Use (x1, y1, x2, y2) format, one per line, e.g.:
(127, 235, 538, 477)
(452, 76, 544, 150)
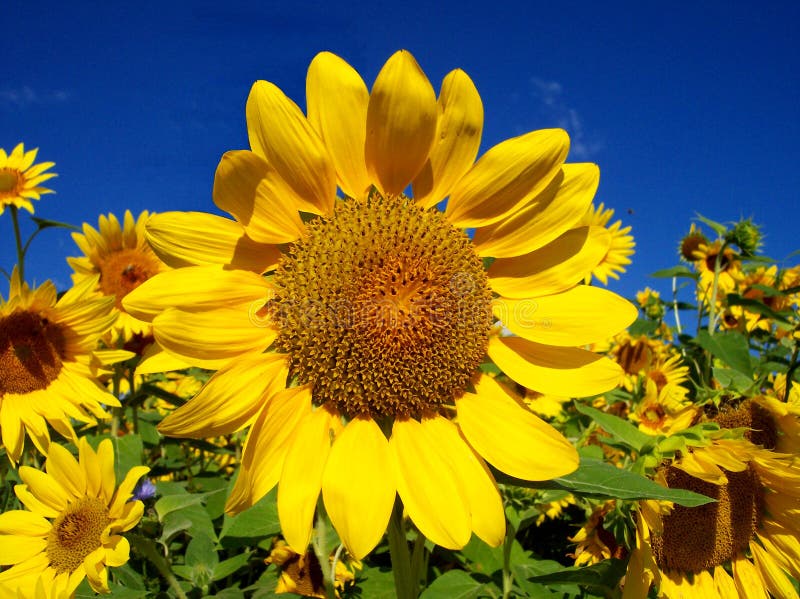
(0, 86, 71, 108)
(529, 78, 601, 159)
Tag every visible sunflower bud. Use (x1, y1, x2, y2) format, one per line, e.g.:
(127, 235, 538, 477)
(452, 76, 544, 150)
(724, 218, 762, 258)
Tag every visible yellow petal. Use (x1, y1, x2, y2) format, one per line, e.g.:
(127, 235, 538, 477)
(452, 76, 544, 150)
(322, 417, 395, 560)
(473, 163, 599, 258)
(732, 554, 768, 599)
(246, 80, 336, 216)
(153, 303, 275, 368)
(750, 542, 798, 599)
(0, 535, 46, 565)
(0, 511, 50, 536)
(422, 417, 505, 547)
(390, 418, 471, 550)
(45, 443, 86, 499)
(14, 485, 59, 519)
(714, 565, 738, 597)
(488, 336, 623, 397)
(457, 374, 579, 480)
(95, 439, 117, 502)
(0, 398, 25, 464)
(159, 353, 288, 438)
(306, 52, 371, 199)
(278, 407, 336, 552)
(365, 50, 437, 196)
(488, 226, 611, 298)
(103, 535, 130, 567)
(213, 150, 305, 243)
(123, 265, 272, 322)
(146, 211, 280, 273)
(134, 341, 193, 376)
(109, 466, 150, 518)
(17, 468, 68, 513)
(83, 546, 109, 594)
(413, 69, 483, 208)
(494, 286, 637, 346)
(446, 129, 569, 228)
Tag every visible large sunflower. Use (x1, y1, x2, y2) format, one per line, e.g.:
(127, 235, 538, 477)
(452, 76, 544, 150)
(123, 50, 636, 559)
(0, 438, 149, 596)
(625, 397, 800, 598)
(0, 269, 119, 463)
(0, 143, 56, 215)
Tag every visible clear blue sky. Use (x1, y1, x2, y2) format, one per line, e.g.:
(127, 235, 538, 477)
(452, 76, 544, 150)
(3, 1, 799, 302)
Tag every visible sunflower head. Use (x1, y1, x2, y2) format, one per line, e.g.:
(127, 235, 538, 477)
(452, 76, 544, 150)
(0, 143, 56, 215)
(578, 202, 634, 285)
(678, 223, 708, 262)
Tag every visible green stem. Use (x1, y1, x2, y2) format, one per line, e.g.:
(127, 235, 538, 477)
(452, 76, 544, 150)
(129, 534, 188, 599)
(501, 521, 516, 599)
(707, 244, 724, 335)
(10, 206, 25, 280)
(410, 527, 428, 591)
(387, 498, 416, 599)
(311, 500, 337, 599)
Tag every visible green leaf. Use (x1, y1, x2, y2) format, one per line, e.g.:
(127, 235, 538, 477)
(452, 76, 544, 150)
(155, 491, 208, 520)
(30, 216, 79, 231)
(573, 403, 652, 453)
(212, 551, 253, 582)
(420, 570, 486, 599)
(695, 330, 753, 375)
(713, 367, 757, 393)
(650, 265, 697, 279)
(695, 213, 727, 236)
(725, 294, 792, 324)
(512, 558, 580, 597)
(628, 318, 660, 336)
(524, 558, 628, 592)
(495, 458, 714, 506)
(184, 534, 219, 588)
(112, 434, 144, 483)
(220, 488, 281, 544)
(160, 504, 217, 544)
(353, 566, 396, 598)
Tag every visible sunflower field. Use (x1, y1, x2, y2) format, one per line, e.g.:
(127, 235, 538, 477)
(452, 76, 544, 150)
(2, 51, 799, 599)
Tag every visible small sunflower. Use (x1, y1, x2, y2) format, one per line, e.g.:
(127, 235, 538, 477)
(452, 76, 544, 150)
(630, 378, 698, 436)
(579, 202, 635, 285)
(67, 210, 170, 343)
(0, 269, 120, 463)
(265, 538, 359, 598)
(0, 143, 56, 215)
(0, 438, 149, 596)
(692, 240, 742, 300)
(626, 399, 800, 598)
(123, 50, 636, 559)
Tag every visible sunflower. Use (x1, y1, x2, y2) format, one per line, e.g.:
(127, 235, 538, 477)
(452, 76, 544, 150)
(123, 50, 636, 559)
(265, 538, 360, 598)
(578, 202, 634, 285)
(0, 269, 120, 463)
(0, 143, 56, 215)
(692, 239, 742, 301)
(67, 210, 172, 344)
(625, 399, 800, 598)
(0, 438, 149, 596)
(630, 378, 698, 436)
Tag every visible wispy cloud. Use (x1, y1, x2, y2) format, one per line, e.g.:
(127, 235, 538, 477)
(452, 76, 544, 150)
(529, 78, 601, 159)
(0, 86, 71, 108)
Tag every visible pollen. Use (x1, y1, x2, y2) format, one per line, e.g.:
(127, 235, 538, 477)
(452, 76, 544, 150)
(97, 247, 162, 309)
(714, 399, 778, 450)
(0, 310, 68, 395)
(272, 193, 492, 419)
(46, 497, 111, 574)
(651, 463, 763, 573)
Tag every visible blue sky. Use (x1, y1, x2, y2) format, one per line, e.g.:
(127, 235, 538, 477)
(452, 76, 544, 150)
(3, 1, 799, 303)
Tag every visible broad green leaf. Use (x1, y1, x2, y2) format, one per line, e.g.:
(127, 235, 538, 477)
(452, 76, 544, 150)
(420, 570, 486, 599)
(160, 504, 216, 544)
(495, 458, 714, 506)
(628, 318, 659, 336)
(212, 551, 253, 582)
(184, 534, 218, 588)
(525, 558, 628, 592)
(220, 488, 281, 543)
(574, 403, 653, 453)
(112, 434, 144, 483)
(695, 213, 727, 236)
(713, 367, 757, 393)
(512, 558, 581, 597)
(695, 330, 753, 375)
(155, 491, 208, 520)
(353, 566, 396, 598)
(650, 265, 697, 279)
(725, 294, 792, 324)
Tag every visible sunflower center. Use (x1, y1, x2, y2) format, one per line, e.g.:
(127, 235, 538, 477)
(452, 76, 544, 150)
(651, 463, 764, 573)
(0, 169, 21, 195)
(615, 339, 652, 375)
(46, 497, 111, 574)
(714, 399, 778, 450)
(97, 247, 162, 309)
(0, 310, 67, 395)
(640, 403, 666, 430)
(272, 194, 492, 419)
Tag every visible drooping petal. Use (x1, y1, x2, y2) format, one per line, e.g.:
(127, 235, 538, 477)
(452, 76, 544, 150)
(212, 150, 305, 243)
(122, 265, 272, 322)
(159, 352, 288, 438)
(278, 407, 337, 552)
(494, 286, 637, 346)
(421, 417, 505, 547)
(246, 80, 336, 216)
(103, 535, 131, 568)
(488, 336, 623, 397)
(152, 303, 275, 368)
(413, 69, 483, 208)
(487, 226, 610, 298)
(457, 374, 579, 481)
(146, 211, 280, 273)
(365, 50, 438, 196)
(306, 52, 371, 199)
(446, 129, 569, 228)
(322, 417, 395, 560)
(390, 418, 471, 550)
(473, 163, 599, 258)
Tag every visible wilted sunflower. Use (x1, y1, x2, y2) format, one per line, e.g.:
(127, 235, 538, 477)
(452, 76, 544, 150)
(0, 269, 120, 463)
(0, 438, 149, 596)
(626, 398, 800, 598)
(0, 143, 56, 215)
(124, 50, 636, 559)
